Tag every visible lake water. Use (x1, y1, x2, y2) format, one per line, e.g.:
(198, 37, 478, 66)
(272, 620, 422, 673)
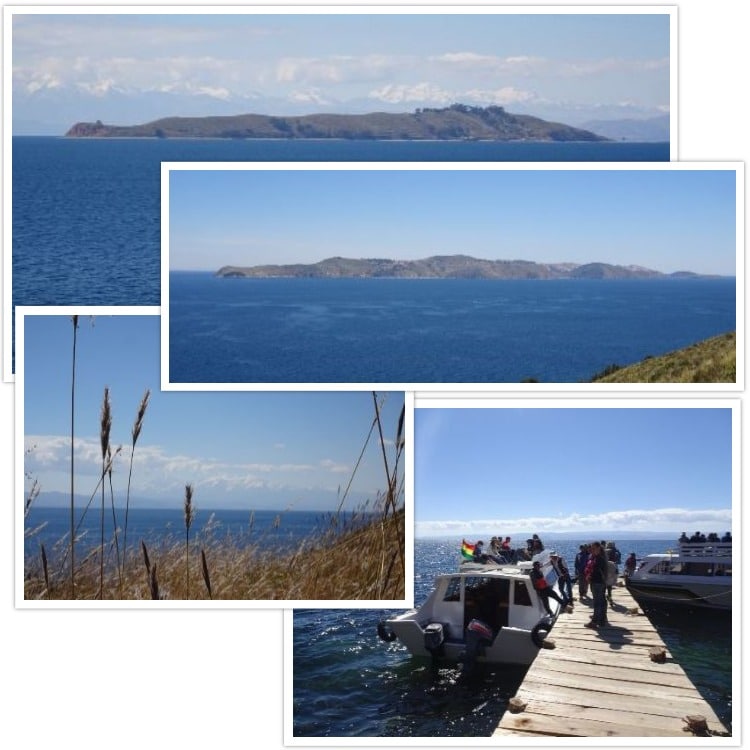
(24, 506, 352, 571)
(168, 274, 735, 383)
(292, 537, 732, 737)
(12, 136, 668, 311)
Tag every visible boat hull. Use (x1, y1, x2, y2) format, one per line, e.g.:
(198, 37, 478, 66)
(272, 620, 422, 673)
(626, 579, 731, 610)
(384, 611, 546, 666)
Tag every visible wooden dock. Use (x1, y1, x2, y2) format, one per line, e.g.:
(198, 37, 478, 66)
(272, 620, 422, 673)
(494, 581, 730, 738)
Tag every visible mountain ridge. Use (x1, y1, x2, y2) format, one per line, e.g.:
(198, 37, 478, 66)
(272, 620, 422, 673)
(215, 254, 716, 280)
(65, 104, 607, 142)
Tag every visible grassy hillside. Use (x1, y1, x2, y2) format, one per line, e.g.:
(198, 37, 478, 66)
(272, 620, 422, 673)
(591, 331, 736, 383)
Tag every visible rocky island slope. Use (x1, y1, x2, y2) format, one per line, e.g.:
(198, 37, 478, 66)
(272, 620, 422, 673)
(66, 104, 606, 141)
(215, 255, 710, 280)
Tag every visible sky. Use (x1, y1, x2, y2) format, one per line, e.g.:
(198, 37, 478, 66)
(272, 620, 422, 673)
(11, 11, 670, 135)
(21, 313, 405, 512)
(168, 167, 737, 276)
(414, 406, 733, 538)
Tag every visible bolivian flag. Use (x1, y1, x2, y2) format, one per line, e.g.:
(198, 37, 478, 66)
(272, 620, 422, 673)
(461, 540, 476, 561)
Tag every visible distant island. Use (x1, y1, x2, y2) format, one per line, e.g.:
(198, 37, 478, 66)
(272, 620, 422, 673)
(215, 255, 712, 280)
(65, 104, 607, 142)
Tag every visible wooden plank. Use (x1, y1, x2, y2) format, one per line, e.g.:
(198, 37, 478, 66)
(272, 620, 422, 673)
(496, 710, 687, 737)
(540, 645, 685, 673)
(518, 675, 721, 718)
(495, 583, 730, 737)
(507, 698, 709, 734)
(524, 666, 703, 702)
(530, 656, 696, 689)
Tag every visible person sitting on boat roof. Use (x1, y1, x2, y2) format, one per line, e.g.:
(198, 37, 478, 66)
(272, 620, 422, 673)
(707, 532, 719, 543)
(721, 531, 732, 543)
(530, 560, 565, 616)
(473, 540, 504, 565)
(679, 532, 689, 543)
(531, 534, 544, 553)
(490, 537, 504, 559)
(689, 531, 706, 543)
(501, 536, 512, 552)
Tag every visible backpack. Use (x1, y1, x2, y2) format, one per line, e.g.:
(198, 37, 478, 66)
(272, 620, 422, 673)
(584, 556, 596, 582)
(605, 560, 618, 586)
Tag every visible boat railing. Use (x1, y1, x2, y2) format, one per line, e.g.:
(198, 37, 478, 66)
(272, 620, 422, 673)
(678, 541, 732, 558)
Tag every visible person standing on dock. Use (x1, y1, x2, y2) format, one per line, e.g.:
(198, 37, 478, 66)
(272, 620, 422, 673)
(584, 541, 609, 629)
(624, 552, 637, 577)
(575, 544, 590, 600)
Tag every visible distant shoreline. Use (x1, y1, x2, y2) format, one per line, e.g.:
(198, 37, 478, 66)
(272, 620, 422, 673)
(212, 256, 724, 281)
(64, 104, 610, 142)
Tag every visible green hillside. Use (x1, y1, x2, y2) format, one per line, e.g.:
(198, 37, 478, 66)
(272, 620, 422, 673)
(591, 332, 736, 383)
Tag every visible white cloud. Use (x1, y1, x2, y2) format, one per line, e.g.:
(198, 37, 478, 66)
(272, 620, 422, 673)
(289, 88, 331, 105)
(319, 459, 351, 474)
(368, 82, 454, 105)
(76, 79, 118, 97)
(430, 52, 547, 75)
(368, 82, 535, 108)
(464, 87, 535, 106)
(25, 434, 339, 500)
(416, 508, 733, 537)
(21, 72, 62, 94)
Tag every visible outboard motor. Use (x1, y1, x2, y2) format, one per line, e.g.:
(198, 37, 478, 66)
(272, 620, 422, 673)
(461, 618, 494, 674)
(423, 622, 445, 657)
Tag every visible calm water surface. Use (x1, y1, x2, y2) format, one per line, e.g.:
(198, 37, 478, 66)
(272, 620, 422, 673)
(12, 136, 669, 310)
(169, 275, 735, 383)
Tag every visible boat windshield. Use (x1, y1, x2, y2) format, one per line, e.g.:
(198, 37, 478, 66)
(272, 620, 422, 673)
(649, 559, 732, 576)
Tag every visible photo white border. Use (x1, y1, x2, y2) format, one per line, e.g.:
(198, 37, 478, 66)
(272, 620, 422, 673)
(4, 4, 678, 382)
(15, 304, 415, 610)
(162, 161, 742, 393)
(284, 395, 741, 746)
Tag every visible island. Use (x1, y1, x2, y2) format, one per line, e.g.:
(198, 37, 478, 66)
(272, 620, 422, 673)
(65, 104, 607, 142)
(215, 255, 710, 280)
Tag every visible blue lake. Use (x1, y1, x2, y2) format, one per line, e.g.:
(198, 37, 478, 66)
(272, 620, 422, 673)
(12, 136, 668, 311)
(168, 274, 735, 383)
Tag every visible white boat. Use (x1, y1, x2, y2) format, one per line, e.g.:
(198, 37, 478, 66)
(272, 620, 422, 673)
(377, 548, 564, 667)
(625, 540, 732, 611)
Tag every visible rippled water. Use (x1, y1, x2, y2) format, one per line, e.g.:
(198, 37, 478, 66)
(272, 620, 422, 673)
(12, 136, 668, 311)
(170, 275, 735, 383)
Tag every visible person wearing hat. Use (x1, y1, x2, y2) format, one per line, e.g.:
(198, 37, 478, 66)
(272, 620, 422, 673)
(529, 560, 565, 616)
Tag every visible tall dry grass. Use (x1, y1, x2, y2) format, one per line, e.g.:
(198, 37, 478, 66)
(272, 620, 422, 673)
(25, 500, 405, 601)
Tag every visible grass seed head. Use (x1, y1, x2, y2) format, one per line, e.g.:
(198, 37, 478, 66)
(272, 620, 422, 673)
(184, 484, 195, 531)
(100, 387, 112, 461)
(132, 389, 151, 446)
